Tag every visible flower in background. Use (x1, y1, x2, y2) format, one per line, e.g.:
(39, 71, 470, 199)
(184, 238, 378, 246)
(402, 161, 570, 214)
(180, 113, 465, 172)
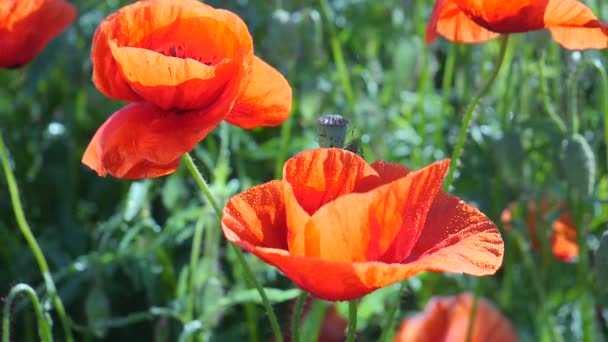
(83, 0, 292, 179)
(527, 200, 578, 262)
(393, 293, 519, 342)
(222, 148, 504, 301)
(426, 0, 608, 50)
(0, 0, 76, 68)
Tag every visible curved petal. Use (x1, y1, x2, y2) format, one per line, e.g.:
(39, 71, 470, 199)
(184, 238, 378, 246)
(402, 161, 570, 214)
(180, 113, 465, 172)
(222, 180, 291, 250)
(108, 41, 240, 110)
(0, 0, 76, 68)
(426, 0, 499, 44)
(91, 0, 253, 108)
(300, 160, 449, 263)
(82, 102, 227, 179)
(394, 294, 519, 342)
(404, 190, 504, 275)
(543, 0, 608, 49)
(282, 148, 382, 215)
(370, 160, 411, 184)
(225, 55, 293, 128)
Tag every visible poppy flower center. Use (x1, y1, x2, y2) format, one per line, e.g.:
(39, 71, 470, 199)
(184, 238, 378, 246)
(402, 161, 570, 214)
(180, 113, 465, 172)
(153, 44, 220, 66)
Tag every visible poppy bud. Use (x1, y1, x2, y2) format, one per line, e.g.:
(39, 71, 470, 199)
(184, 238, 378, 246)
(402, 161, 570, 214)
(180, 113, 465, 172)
(595, 230, 608, 291)
(85, 286, 111, 338)
(561, 134, 596, 198)
(317, 114, 349, 148)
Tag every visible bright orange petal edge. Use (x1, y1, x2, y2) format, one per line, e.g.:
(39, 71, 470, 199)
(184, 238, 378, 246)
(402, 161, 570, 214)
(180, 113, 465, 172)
(221, 148, 504, 301)
(0, 0, 77, 68)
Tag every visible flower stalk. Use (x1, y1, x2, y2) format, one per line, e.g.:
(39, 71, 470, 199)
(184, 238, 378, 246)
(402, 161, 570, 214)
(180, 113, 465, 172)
(444, 35, 510, 191)
(182, 153, 284, 342)
(0, 132, 73, 342)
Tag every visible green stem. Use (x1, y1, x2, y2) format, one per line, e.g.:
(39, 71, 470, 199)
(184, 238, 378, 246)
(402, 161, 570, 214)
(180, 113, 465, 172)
(572, 199, 594, 342)
(0, 132, 73, 342)
(378, 282, 406, 342)
(513, 230, 563, 342)
(186, 217, 206, 342)
(465, 281, 482, 342)
(443, 35, 510, 191)
(319, 0, 355, 110)
(538, 53, 567, 134)
(346, 300, 358, 342)
(291, 291, 308, 342)
(2, 284, 52, 342)
(182, 153, 284, 342)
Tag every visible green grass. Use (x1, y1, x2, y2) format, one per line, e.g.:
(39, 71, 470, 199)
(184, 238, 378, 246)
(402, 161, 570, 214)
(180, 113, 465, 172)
(1, 0, 608, 341)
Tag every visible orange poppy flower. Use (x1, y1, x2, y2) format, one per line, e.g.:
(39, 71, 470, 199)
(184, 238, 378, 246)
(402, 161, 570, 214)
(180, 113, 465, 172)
(394, 293, 519, 342)
(0, 0, 76, 68)
(222, 148, 504, 301)
(82, 0, 292, 179)
(526, 200, 579, 262)
(426, 0, 608, 50)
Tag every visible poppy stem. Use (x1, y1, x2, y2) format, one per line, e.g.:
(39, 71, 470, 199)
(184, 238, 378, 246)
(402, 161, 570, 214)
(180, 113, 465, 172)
(377, 281, 406, 342)
(0, 132, 74, 342)
(290, 291, 308, 342)
(443, 35, 510, 191)
(346, 300, 358, 342)
(538, 53, 567, 134)
(319, 0, 355, 110)
(2, 284, 52, 342)
(182, 153, 284, 342)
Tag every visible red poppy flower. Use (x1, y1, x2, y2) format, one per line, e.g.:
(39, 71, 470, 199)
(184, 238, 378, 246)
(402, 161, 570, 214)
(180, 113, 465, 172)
(393, 293, 519, 342)
(526, 200, 578, 262)
(222, 148, 504, 301)
(82, 0, 292, 179)
(0, 0, 76, 68)
(426, 0, 608, 49)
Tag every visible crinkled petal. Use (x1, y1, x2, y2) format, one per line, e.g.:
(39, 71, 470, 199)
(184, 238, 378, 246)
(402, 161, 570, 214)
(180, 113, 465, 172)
(299, 160, 449, 263)
(82, 102, 226, 179)
(282, 148, 381, 215)
(426, 0, 499, 44)
(225, 55, 293, 128)
(404, 190, 504, 275)
(0, 0, 76, 68)
(91, 0, 253, 108)
(222, 180, 291, 250)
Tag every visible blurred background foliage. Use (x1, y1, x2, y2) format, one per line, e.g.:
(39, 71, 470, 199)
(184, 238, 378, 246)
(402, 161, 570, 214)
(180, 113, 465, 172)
(1, 0, 608, 341)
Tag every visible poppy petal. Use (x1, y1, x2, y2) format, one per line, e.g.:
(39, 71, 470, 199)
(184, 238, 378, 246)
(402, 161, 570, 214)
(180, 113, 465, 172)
(301, 160, 449, 263)
(551, 212, 579, 262)
(82, 102, 226, 179)
(225, 55, 293, 129)
(394, 294, 519, 342)
(91, 0, 253, 107)
(108, 41, 241, 111)
(426, 0, 499, 44)
(222, 180, 291, 250)
(370, 160, 411, 184)
(283, 148, 382, 215)
(0, 0, 76, 68)
(404, 191, 504, 275)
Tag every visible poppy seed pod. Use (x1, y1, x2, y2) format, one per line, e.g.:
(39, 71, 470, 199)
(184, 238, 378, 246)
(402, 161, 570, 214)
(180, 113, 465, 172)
(561, 134, 596, 198)
(317, 114, 349, 148)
